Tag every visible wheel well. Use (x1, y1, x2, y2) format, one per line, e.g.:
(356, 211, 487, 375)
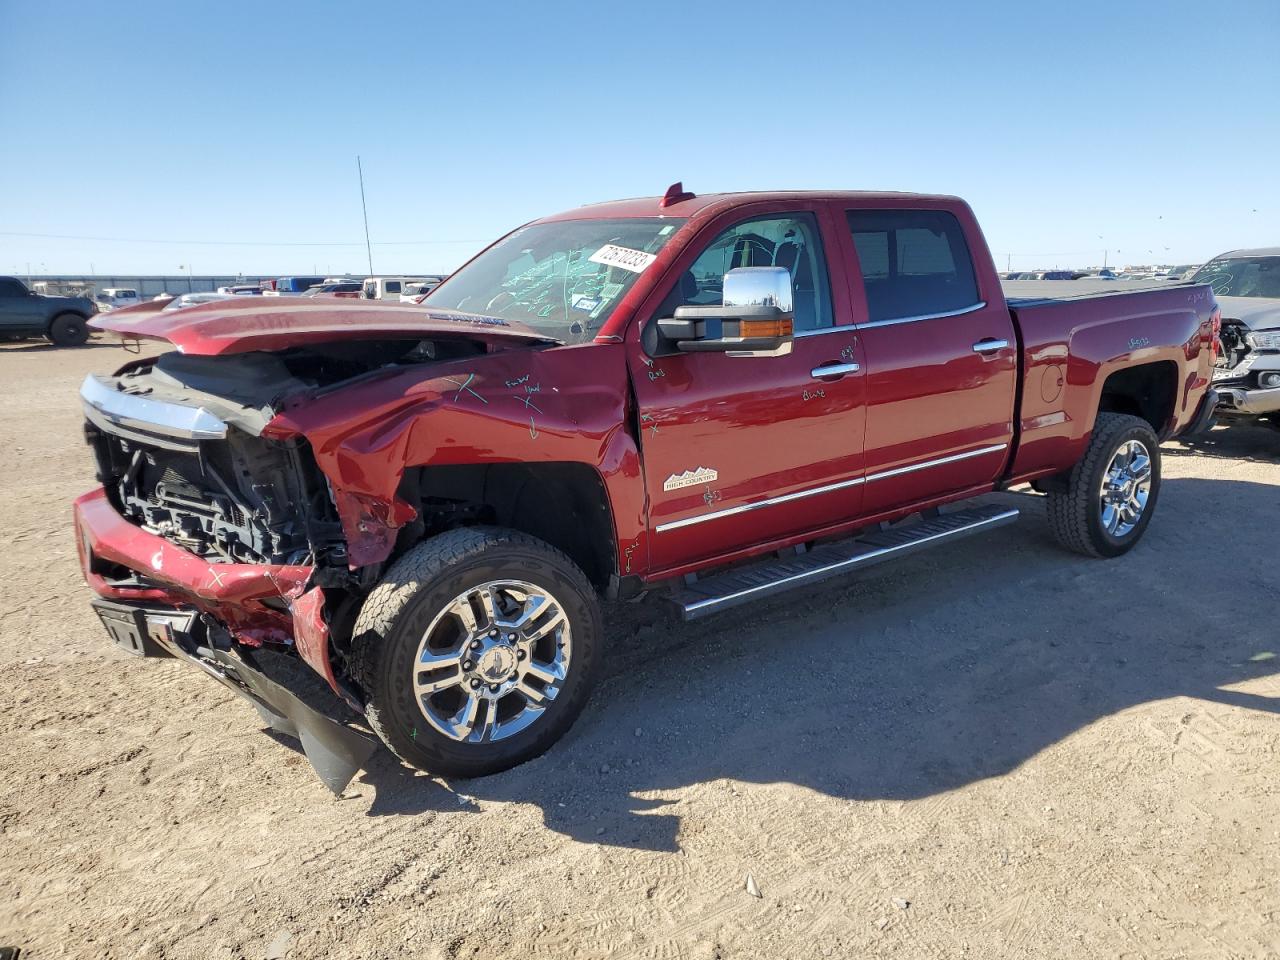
(401, 462, 617, 589)
(1097, 361, 1178, 437)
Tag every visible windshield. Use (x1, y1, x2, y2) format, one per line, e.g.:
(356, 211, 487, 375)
(1189, 257, 1280, 298)
(425, 217, 685, 343)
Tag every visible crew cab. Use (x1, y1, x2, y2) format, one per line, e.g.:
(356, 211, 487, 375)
(75, 187, 1219, 790)
(0, 275, 97, 346)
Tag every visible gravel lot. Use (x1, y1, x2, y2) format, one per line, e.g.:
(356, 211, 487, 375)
(2, 338, 1278, 960)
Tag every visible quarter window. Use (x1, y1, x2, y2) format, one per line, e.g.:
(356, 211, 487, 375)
(661, 212, 833, 332)
(846, 210, 979, 322)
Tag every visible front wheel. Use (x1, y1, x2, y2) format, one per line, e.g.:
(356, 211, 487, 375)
(48, 313, 90, 347)
(1046, 412, 1161, 558)
(350, 527, 603, 778)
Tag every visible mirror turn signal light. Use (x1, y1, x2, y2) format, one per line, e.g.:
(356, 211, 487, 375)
(738, 318, 793, 338)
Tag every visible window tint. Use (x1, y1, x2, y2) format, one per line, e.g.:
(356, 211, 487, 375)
(846, 210, 979, 322)
(0, 279, 27, 298)
(662, 212, 833, 331)
(385, 280, 401, 294)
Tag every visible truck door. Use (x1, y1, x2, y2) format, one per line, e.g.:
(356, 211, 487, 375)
(836, 205, 1016, 515)
(629, 206, 867, 572)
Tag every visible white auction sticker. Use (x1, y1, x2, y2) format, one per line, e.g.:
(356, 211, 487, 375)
(589, 244, 657, 274)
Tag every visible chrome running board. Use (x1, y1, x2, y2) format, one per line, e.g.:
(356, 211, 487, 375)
(670, 504, 1020, 621)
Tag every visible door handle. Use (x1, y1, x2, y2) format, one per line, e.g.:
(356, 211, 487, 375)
(810, 361, 861, 379)
(972, 338, 1009, 354)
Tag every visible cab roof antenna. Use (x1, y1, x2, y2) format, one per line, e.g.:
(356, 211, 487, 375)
(660, 181, 696, 208)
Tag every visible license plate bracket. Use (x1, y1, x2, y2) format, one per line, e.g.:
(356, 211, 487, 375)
(91, 599, 193, 658)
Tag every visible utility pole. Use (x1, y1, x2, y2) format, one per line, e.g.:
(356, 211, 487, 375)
(357, 156, 374, 276)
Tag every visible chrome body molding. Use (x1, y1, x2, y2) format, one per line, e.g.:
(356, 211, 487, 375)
(80, 374, 228, 452)
(856, 301, 987, 330)
(655, 442, 1009, 533)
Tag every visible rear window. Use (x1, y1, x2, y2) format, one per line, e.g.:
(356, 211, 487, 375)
(846, 210, 980, 322)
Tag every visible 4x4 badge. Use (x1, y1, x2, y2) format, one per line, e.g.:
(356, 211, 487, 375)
(663, 467, 719, 492)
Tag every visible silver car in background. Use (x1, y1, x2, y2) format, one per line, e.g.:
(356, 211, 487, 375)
(1198, 248, 1280, 424)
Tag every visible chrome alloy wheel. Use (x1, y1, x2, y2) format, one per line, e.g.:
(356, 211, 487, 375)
(411, 580, 572, 744)
(1098, 439, 1153, 538)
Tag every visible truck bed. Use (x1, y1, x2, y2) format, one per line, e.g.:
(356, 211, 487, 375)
(1003, 277, 1194, 307)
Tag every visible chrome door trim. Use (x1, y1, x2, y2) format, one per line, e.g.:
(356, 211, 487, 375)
(794, 325, 858, 339)
(655, 476, 866, 533)
(857, 301, 987, 331)
(862, 443, 1008, 482)
(654, 443, 1008, 533)
(810, 362, 861, 378)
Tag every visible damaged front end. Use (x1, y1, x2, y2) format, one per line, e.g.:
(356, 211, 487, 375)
(75, 347, 415, 791)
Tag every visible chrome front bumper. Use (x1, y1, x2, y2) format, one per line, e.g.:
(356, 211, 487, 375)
(1215, 384, 1280, 416)
(80, 374, 228, 452)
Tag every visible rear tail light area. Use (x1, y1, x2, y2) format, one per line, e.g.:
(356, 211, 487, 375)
(1211, 307, 1222, 359)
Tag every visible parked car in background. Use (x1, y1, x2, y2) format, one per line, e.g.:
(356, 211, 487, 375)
(215, 284, 262, 296)
(361, 276, 424, 301)
(303, 281, 363, 298)
(95, 288, 141, 312)
(399, 276, 448, 303)
(163, 292, 238, 311)
(77, 187, 1219, 791)
(0, 275, 97, 345)
(264, 276, 326, 296)
(1195, 248, 1280, 425)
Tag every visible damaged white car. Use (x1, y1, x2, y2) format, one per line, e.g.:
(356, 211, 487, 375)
(1197, 248, 1280, 424)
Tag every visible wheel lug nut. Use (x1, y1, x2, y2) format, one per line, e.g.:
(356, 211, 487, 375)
(489, 630, 498, 638)
(516, 650, 526, 660)
(462, 660, 474, 671)
(470, 678, 481, 689)
(506, 634, 515, 642)
(489, 683, 500, 693)
(471, 639, 482, 650)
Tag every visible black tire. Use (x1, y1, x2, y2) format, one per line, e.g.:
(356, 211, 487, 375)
(350, 527, 603, 778)
(1046, 412, 1161, 558)
(47, 313, 90, 347)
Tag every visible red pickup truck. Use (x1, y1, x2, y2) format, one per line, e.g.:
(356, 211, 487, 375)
(77, 187, 1220, 790)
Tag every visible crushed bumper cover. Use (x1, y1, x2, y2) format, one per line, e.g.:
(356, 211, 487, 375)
(75, 489, 377, 792)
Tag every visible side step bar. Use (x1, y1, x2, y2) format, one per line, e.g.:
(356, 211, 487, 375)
(670, 504, 1020, 621)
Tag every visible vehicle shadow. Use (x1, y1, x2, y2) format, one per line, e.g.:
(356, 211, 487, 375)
(358, 478, 1280, 852)
(1166, 420, 1280, 464)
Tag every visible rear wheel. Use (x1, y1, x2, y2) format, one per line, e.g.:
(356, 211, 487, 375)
(47, 313, 90, 347)
(350, 527, 603, 778)
(1046, 412, 1161, 558)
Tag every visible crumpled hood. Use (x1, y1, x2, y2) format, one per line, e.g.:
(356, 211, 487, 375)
(1215, 296, 1280, 331)
(89, 296, 557, 355)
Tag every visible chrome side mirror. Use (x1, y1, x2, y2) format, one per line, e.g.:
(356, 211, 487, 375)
(656, 266, 795, 357)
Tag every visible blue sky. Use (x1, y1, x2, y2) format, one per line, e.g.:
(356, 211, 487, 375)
(2, 0, 1276, 277)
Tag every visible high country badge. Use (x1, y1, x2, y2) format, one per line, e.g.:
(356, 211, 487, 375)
(663, 467, 719, 492)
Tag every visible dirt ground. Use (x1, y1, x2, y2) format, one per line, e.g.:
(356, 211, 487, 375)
(2, 339, 1278, 960)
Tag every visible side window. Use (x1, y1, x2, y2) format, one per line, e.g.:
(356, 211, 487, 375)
(846, 210, 979, 322)
(661, 212, 833, 332)
(0, 279, 26, 298)
(386, 280, 402, 294)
